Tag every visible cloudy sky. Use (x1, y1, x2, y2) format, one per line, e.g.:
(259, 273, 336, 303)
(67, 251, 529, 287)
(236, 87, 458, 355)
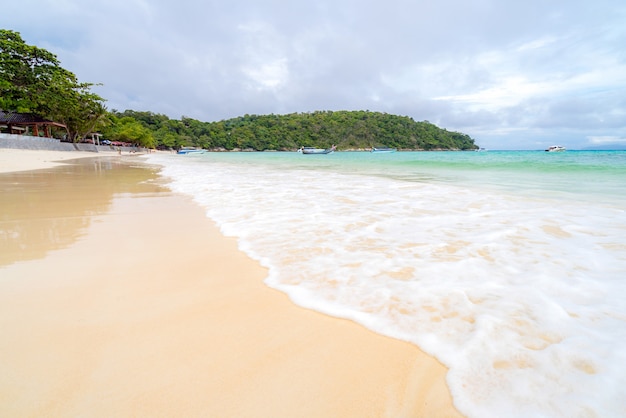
(2, 0, 625, 149)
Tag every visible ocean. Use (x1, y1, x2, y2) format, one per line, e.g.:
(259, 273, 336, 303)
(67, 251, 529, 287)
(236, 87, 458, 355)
(146, 150, 626, 418)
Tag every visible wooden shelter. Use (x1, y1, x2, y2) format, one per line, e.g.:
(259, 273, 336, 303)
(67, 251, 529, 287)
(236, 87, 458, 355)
(0, 111, 66, 138)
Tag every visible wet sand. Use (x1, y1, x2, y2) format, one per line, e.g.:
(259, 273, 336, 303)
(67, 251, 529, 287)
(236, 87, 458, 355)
(0, 150, 463, 417)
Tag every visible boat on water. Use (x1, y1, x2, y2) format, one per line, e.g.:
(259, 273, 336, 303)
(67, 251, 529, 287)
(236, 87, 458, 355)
(299, 145, 336, 154)
(545, 145, 566, 152)
(178, 147, 207, 155)
(371, 147, 397, 153)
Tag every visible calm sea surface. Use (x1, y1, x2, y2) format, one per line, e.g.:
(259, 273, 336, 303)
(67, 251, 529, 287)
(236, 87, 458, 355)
(147, 150, 626, 417)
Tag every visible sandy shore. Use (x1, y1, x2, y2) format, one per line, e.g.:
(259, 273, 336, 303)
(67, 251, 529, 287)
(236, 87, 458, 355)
(0, 148, 116, 173)
(0, 149, 463, 417)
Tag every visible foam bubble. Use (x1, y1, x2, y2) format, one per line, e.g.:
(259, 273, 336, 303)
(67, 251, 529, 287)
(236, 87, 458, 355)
(148, 153, 626, 417)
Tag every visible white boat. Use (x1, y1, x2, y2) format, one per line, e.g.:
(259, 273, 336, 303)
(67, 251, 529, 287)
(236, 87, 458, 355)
(545, 145, 566, 152)
(178, 147, 207, 155)
(371, 147, 397, 153)
(299, 145, 336, 154)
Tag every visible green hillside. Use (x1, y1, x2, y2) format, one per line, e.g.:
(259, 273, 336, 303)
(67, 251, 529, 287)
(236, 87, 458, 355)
(108, 109, 478, 151)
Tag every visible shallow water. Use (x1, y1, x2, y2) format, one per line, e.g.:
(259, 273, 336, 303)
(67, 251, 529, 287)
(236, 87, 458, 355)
(148, 150, 626, 417)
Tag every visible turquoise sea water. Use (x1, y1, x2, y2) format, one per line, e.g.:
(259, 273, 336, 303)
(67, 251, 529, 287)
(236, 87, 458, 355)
(148, 150, 626, 417)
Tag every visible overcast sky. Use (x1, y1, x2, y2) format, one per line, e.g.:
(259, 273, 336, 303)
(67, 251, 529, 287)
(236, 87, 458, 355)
(2, 0, 625, 149)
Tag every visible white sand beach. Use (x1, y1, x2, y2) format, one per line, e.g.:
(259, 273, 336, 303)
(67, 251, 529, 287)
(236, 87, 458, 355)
(0, 148, 109, 173)
(0, 148, 463, 417)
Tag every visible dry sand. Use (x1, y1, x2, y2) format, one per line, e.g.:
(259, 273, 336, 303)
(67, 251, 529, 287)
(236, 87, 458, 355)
(0, 149, 463, 417)
(0, 148, 111, 173)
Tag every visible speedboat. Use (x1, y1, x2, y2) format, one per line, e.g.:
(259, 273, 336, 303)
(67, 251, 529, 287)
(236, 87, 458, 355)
(371, 147, 397, 153)
(178, 147, 207, 155)
(299, 145, 336, 154)
(545, 145, 566, 152)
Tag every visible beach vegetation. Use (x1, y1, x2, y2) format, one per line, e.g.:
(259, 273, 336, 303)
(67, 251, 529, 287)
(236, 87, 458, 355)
(0, 29, 107, 142)
(104, 115, 155, 148)
(104, 109, 478, 151)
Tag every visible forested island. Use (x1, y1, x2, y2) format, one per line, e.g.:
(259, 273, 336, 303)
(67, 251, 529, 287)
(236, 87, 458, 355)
(1, 29, 478, 151)
(104, 110, 478, 151)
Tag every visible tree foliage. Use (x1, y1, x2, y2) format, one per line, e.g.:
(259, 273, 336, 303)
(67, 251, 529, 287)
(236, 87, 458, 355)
(102, 114, 155, 148)
(0, 29, 60, 113)
(0, 29, 107, 141)
(106, 109, 478, 151)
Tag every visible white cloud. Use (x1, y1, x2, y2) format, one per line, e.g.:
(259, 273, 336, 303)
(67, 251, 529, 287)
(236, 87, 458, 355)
(514, 36, 558, 52)
(243, 58, 289, 90)
(433, 76, 550, 110)
(588, 136, 626, 144)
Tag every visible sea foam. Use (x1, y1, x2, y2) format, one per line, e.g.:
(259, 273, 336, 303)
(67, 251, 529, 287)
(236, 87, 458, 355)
(147, 152, 626, 417)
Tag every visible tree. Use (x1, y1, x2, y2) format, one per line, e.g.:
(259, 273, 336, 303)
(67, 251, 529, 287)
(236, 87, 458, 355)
(42, 73, 108, 141)
(103, 116, 155, 148)
(0, 29, 61, 113)
(0, 29, 107, 141)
